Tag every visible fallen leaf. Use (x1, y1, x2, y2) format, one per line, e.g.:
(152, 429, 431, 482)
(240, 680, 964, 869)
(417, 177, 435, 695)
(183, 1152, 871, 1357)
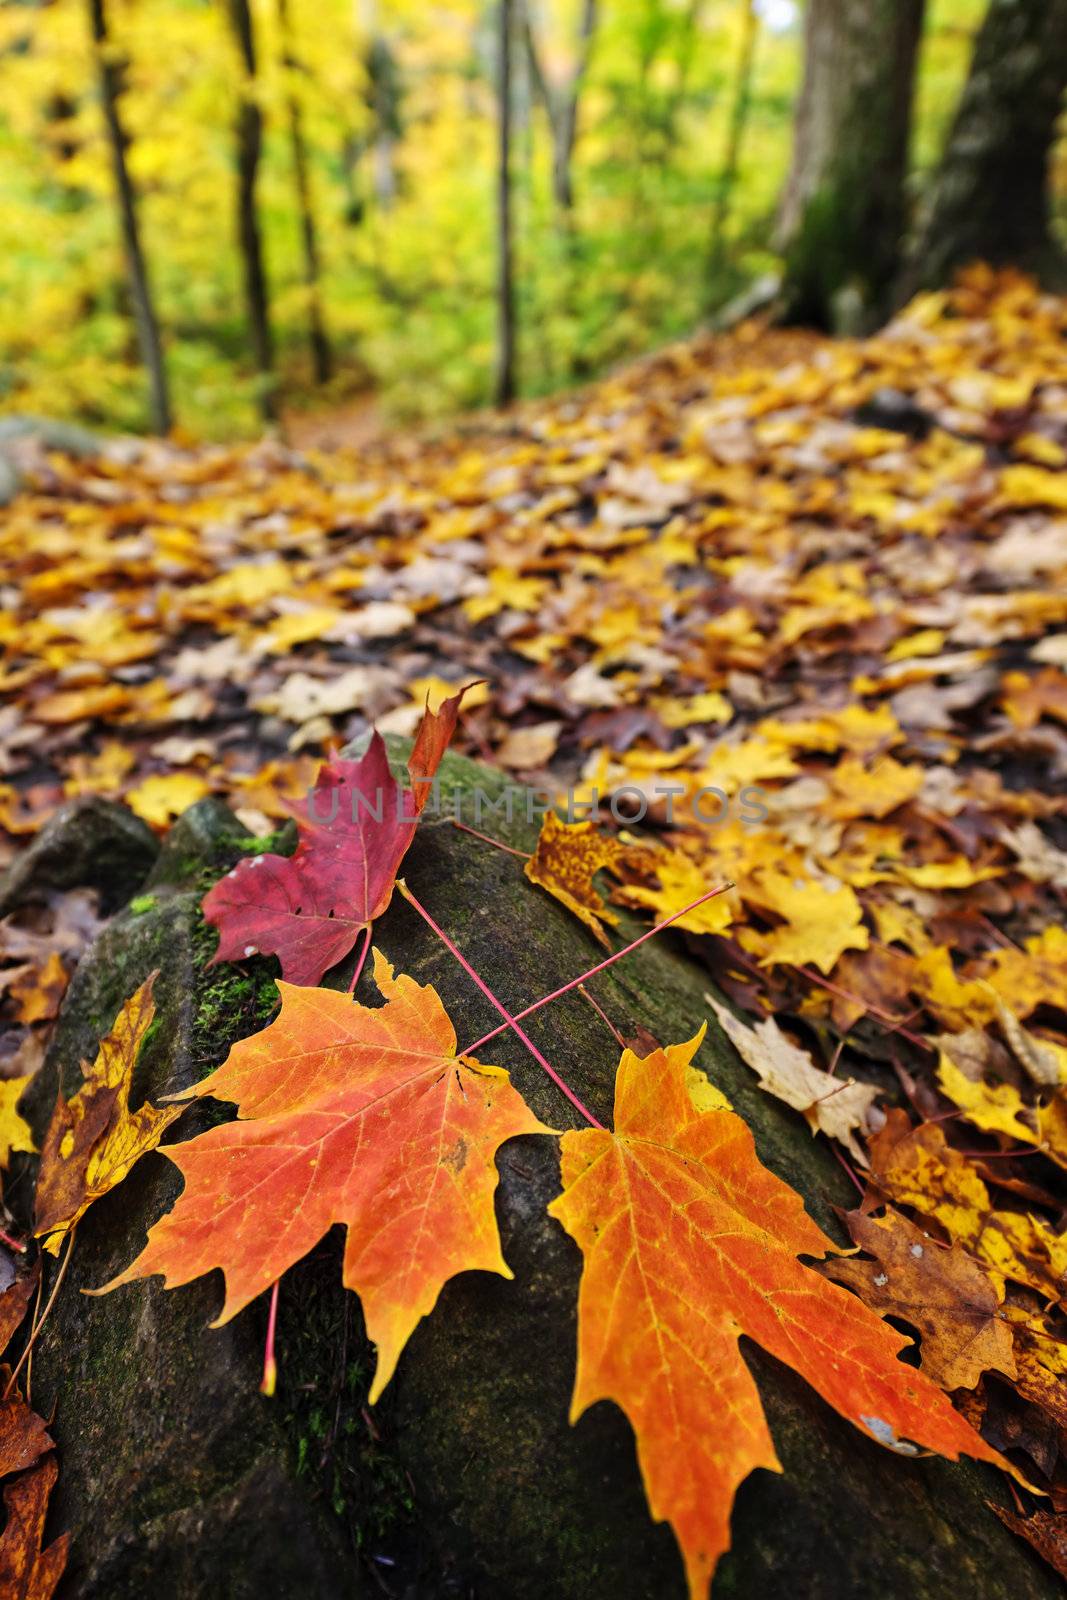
(495, 721, 561, 770)
(0, 1453, 69, 1599)
(0, 1081, 34, 1169)
(203, 689, 468, 985)
(867, 1108, 1067, 1302)
(0, 1268, 38, 1361)
(708, 997, 878, 1163)
(936, 1052, 1038, 1145)
(747, 868, 869, 974)
(549, 1033, 1005, 1599)
(991, 1505, 1067, 1582)
(993, 992, 1067, 1087)
(34, 972, 181, 1253)
(612, 847, 734, 937)
(524, 812, 631, 947)
(8, 953, 68, 1025)
(818, 1207, 1017, 1391)
(125, 772, 210, 829)
(252, 664, 399, 724)
(0, 1395, 52, 1481)
(1000, 821, 1067, 889)
(94, 953, 551, 1402)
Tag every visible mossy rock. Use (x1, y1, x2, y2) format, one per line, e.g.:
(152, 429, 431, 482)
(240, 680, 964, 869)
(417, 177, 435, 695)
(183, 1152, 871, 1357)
(0, 796, 158, 917)
(21, 753, 1056, 1599)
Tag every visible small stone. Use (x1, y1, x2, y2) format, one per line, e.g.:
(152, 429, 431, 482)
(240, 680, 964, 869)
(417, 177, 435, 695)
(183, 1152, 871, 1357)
(0, 797, 158, 917)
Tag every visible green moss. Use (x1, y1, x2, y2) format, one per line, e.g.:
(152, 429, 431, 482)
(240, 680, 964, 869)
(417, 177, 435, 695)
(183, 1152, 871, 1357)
(190, 939, 280, 1076)
(128, 894, 157, 915)
(224, 824, 297, 858)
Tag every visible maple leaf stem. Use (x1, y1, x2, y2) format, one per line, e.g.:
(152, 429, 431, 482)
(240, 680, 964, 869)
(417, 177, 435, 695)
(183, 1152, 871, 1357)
(828, 1142, 866, 1198)
(260, 1279, 280, 1397)
(577, 983, 627, 1050)
(3, 1227, 76, 1400)
(461, 882, 734, 1057)
(348, 926, 371, 996)
(25, 1263, 43, 1408)
(449, 818, 531, 859)
(0, 1225, 26, 1254)
(397, 881, 605, 1130)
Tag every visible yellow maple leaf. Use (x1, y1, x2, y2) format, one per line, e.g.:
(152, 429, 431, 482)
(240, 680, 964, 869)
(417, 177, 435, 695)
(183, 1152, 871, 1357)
(745, 868, 869, 975)
(612, 848, 733, 937)
(0, 1079, 35, 1168)
(126, 771, 211, 828)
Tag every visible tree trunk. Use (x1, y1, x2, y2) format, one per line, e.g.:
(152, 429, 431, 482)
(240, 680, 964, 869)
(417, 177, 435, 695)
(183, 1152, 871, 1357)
(495, 0, 517, 407)
(226, 0, 275, 419)
(87, 0, 171, 434)
(906, 0, 1067, 293)
(777, 0, 926, 330)
(543, 0, 597, 214)
(707, 0, 760, 292)
(276, 0, 332, 384)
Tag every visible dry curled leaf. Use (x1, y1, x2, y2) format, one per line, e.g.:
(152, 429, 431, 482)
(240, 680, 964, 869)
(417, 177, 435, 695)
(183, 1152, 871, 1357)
(818, 1207, 1017, 1391)
(34, 972, 181, 1254)
(0, 1453, 69, 1600)
(708, 995, 877, 1163)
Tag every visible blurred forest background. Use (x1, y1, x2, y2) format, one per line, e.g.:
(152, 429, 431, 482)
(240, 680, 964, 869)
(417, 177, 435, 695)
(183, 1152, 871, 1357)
(0, 0, 1064, 439)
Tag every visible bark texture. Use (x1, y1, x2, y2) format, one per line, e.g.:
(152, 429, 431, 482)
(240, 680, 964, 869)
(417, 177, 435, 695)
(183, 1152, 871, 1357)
(907, 0, 1067, 292)
(14, 756, 1063, 1599)
(88, 0, 171, 434)
(778, 0, 925, 329)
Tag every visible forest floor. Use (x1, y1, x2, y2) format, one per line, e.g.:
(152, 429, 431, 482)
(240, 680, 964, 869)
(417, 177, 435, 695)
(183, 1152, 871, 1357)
(2, 264, 1067, 1581)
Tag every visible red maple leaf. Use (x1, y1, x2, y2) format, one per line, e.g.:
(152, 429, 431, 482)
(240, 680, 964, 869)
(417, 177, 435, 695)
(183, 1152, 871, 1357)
(202, 688, 472, 985)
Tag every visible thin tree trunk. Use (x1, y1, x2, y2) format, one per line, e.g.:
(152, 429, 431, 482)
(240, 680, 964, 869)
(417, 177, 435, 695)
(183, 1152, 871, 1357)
(552, 0, 596, 212)
(523, 0, 597, 214)
(226, 0, 275, 418)
(276, 0, 332, 383)
(707, 0, 759, 291)
(87, 0, 171, 433)
(906, 0, 1067, 293)
(777, 0, 926, 330)
(662, 0, 710, 154)
(495, 0, 516, 407)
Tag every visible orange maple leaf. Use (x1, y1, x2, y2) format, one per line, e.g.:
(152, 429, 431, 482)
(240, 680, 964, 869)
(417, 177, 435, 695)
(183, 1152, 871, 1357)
(548, 1030, 1007, 1600)
(94, 951, 551, 1400)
